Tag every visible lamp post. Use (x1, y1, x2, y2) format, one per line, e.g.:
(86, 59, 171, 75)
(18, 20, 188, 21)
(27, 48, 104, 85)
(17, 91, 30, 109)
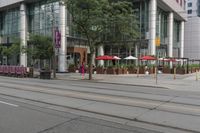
(51, 4, 56, 79)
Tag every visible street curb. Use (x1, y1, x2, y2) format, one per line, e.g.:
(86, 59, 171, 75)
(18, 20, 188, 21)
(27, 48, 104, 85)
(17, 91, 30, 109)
(57, 78, 170, 90)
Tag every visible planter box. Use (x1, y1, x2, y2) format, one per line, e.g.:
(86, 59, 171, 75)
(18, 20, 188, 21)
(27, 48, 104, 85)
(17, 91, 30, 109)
(128, 68, 137, 74)
(139, 67, 145, 74)
(68, 67, 76, 73)
(122, 68, 128, 74)
(176, 68, 186, 74)
(163, 67, 171, 74)
(40, 70, 51, 79)
(96, 67, 104, 74)
(149, 67, 156, 74)
(107, 68, 116, 74)
(115, 68, 122, 75)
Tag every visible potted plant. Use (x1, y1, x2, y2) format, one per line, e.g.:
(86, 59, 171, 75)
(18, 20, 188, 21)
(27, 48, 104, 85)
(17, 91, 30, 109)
(68, 64, 76, 73)
(24, 35, 54, 79)
(40, 64, 52, 79)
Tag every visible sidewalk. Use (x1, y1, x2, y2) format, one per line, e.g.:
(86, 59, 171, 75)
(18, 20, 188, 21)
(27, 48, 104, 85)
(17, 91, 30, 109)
(56, 72, 200, 92)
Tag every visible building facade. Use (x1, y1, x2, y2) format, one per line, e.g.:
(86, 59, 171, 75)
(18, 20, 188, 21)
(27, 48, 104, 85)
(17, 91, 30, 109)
(184, 0, 200, 59)
(100, 0, 187, 66)
(0, 0, 187, 71)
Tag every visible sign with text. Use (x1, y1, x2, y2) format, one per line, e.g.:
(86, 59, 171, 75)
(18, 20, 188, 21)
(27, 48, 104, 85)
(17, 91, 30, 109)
(155, 37, 160, 47)
(54, 28, 61, 48)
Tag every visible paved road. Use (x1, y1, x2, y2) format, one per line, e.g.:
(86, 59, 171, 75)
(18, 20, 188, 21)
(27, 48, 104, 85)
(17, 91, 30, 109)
(0, 96, 159, 133)
(0, 76, 199, 133)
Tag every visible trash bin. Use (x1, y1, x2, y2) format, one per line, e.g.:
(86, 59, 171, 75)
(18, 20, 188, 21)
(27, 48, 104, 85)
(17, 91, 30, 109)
(40, 70, 51, 79)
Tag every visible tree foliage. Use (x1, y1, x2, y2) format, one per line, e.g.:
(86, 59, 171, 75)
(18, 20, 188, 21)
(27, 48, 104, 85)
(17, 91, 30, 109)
(65, 0, 139, 79)
(27, 35, 53, 60)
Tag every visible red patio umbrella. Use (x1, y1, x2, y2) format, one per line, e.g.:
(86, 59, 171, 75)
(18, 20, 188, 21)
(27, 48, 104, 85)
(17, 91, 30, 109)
(140, 55, 157, 60)
(95, 55, 114, 60)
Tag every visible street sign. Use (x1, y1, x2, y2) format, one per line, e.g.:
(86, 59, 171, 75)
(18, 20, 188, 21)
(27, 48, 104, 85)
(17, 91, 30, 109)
(54, 28, 61, 48)
(155, 37, 160, 46)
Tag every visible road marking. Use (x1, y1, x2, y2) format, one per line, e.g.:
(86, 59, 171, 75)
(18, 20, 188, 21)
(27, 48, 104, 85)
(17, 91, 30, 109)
(0, 101, 19, 107)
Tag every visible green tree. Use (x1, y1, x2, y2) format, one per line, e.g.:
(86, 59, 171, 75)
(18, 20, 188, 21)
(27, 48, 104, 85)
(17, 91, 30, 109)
(66, 0, 139, 80)
(0, 38, 21, 65)
(26, 35, 53, 69)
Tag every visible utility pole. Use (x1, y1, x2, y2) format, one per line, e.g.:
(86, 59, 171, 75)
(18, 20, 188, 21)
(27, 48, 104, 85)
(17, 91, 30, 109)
(51, 5, 56, 79)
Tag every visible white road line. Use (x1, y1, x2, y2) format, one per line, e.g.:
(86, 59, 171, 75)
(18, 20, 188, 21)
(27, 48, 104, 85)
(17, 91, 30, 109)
(0, 101, 19, 107)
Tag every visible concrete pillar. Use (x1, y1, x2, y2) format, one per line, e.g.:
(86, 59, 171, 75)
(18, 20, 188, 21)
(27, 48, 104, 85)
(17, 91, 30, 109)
(97, 46, 104, 66)
(168, 12, 174, 58)
(168, 12, 174, 68)
(135, 44, 138, 65)
(180, 21, 184, 58)
(20, 3, 27, 67)
(149, 0, 157, 56)
(58, 1, 66, 72)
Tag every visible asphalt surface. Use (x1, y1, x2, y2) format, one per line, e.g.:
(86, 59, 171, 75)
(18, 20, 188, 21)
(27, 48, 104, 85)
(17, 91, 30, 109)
(0, 96, 159, 133)
(0, 76, 199, 133)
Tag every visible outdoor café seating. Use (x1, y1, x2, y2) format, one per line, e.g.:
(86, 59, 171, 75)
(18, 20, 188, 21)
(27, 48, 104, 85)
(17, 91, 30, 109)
(0, 65, 32, 77)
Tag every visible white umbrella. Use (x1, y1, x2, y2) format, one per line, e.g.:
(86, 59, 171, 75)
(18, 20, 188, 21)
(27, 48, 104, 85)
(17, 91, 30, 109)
(124, 55, 138, 60)
(113, 56, 121, 60)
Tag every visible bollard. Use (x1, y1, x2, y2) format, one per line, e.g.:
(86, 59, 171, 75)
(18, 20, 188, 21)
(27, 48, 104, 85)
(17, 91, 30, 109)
(174, 67, 176, 80)
(196, 69, 198, 81)
(154, 67, 156, 79)
(155, 67, 157, 84)
(137, 67, 139, 77)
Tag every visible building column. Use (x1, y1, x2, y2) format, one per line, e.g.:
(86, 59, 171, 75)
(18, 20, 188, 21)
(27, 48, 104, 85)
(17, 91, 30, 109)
(97, 46, 104, 66)
(180, 21, 184, 58)
(20, 3, 27, 67)
(58, 1, 66, 72)
(168, 12, 174, 68)
(168, 12, 174, 58)
(135, 44, 138, 65)
(149, 0, 157, 56)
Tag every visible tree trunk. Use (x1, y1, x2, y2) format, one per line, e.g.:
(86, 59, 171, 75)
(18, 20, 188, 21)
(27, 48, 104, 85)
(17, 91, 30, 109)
(89, 47, 95, 80)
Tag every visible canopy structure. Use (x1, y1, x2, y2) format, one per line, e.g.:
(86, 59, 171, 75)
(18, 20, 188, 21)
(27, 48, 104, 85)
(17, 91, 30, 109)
(124, 55, 138, 60)
(113, 56, 121, 60)
(140, 56, 157, 60)
(95, 55, 114, 60)
(159, 58, 181, 62)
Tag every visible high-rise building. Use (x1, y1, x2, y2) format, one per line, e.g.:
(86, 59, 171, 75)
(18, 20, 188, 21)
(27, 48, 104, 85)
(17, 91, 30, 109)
(102, 0, 187, 66)
(185, 0, 200, 59)
(0, 0, 187, 70)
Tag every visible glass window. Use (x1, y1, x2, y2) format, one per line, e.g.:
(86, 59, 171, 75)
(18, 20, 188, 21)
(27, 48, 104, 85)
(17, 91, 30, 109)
(0, 8, 20, 38)
(187, 9, 192, 14)
(188, 2, 192, 7)
(27, 0, 60, 36)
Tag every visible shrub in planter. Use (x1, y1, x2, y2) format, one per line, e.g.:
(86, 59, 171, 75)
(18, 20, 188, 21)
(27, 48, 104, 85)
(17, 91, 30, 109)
(176, 67, 186, 74)
(115, 68, 122, 75)
(127, 65, 136, 74)
(68, 64, 76, 73)
(121, 67, 128, 74)
(139, 66, 145, 74)
(163, 66, 171, 74)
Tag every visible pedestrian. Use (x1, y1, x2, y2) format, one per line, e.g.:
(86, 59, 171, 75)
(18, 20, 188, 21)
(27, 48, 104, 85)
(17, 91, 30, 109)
(81, 62, 85, 79)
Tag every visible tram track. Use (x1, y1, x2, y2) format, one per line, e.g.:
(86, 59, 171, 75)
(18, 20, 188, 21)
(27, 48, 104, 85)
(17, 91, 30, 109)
(0, 81, 200, 117)
(0, 78, 200, 132)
